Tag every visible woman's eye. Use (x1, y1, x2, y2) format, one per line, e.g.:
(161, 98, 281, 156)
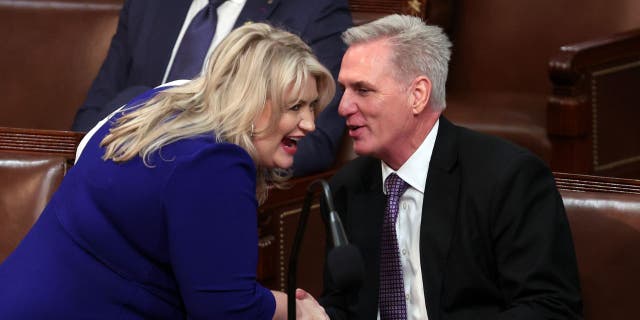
(289, 103, 302, 111)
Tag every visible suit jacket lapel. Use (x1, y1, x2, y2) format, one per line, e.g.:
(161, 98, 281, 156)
(146, 0, 191, 78)
(350, 158, 386, 319)
(420, 116, 460, 320)
(234, 0, 281, 27)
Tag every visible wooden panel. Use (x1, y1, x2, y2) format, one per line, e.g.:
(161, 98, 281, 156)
(554, 172, 640, 194)
(0, 0, 122, 130)
(548, 29, 640, 178)
(0, 126, 83, 161)
(349, 0, 428, 25)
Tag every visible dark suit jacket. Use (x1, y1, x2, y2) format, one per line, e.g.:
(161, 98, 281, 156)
(72, 0, 352, 176)
(321, 117, 583, 319)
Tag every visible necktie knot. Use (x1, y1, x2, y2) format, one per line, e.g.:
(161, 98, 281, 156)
(167, 0, 226, 81)
(385, 173, 409, 201)
(209, 0, 225, 9)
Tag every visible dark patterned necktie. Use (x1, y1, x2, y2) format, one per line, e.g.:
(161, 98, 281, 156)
(379, 173, 409, 320)
(167, 0, 225, 81)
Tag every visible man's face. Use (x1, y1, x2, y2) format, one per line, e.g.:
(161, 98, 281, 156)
(337, 39, 415, 165)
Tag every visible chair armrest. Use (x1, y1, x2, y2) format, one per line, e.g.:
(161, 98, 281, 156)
(549, 29, 640, 86)
(0, 126, 84, 163)
(547, 29, 640, 176)
(548, 28, 640, 137)
(554, 171, 640, 193)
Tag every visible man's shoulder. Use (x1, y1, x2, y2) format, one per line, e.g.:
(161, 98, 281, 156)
(450, 122, 541, 165)
(438, 118, 551, 184)
(457, 125, 553, 188)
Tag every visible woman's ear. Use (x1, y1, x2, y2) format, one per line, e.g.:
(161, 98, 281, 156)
(410, 76, 431, 115)
(253, 100, 273, 137)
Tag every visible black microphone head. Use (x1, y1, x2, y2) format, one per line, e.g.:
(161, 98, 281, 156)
(327, 244, 365, 290)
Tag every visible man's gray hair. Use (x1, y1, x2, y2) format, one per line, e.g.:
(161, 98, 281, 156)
(342, 14, 452, 111)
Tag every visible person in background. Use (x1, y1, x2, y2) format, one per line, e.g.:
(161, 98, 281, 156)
(320, 14, 583, 319)
(72, 0, 353, 176)
(0, 22, 333, 319)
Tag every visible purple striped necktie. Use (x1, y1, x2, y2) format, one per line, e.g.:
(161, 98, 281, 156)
(379, 173, 409, 320)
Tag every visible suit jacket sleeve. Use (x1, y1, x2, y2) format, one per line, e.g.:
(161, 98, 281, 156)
(292, 0, 352, 176)
(489, 153, 582, 319)
(71, 0, 151, 132)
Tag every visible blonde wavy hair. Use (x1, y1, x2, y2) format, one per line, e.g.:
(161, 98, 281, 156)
(100, 23, 336, 203)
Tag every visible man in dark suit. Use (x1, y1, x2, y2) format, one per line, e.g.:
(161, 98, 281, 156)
(320, 14, 583, 319)
(72, 0, 352, 176)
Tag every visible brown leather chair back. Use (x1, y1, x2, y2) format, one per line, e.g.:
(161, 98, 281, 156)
(0, 0, 122, 130)
(0, 153, 68, 263)
(557, 173, 640, 319)
(0, 127, 82, 263)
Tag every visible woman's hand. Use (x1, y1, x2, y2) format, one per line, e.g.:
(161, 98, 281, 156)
(295, 288, 329, 320)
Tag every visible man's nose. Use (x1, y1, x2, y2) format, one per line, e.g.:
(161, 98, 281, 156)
(338, 91, 355, 117)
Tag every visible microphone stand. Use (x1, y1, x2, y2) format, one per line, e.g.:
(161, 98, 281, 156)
(287, 179, 332, 320)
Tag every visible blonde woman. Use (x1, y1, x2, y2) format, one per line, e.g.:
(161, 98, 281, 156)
(0, 23, 334, 319)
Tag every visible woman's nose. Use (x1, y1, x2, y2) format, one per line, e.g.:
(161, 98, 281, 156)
(299, 108, 316, 132)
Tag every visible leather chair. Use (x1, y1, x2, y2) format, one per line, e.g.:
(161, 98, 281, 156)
(0, 0, 122, 130)
(0, 127, 82, 263)
(0, 153, 67, 263)
(555, 173, 640, 319)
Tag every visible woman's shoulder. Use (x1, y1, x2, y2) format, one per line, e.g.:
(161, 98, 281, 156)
(158, 136, 254, 172)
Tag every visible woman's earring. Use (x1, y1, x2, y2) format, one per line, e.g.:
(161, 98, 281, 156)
(250, 123, 255, 137)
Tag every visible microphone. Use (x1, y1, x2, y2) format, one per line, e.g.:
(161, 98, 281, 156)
(287, 179, 364, 320)
(318, 178, 347, 248)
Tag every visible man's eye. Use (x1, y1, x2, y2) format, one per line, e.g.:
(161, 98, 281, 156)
(357, 88, 370, 95)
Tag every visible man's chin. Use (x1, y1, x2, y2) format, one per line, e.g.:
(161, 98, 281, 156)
(353, 143, 372, 157)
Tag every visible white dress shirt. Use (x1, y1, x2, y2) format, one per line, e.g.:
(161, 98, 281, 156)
(162, 0, 247, 83)
(378, 119, 439, 320)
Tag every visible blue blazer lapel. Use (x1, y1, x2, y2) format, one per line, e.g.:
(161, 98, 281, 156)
(420, 116, 460, 320)
(234, 0, 281, 27)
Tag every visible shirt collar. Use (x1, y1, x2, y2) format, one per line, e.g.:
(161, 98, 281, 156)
(382, 119, 439, 194)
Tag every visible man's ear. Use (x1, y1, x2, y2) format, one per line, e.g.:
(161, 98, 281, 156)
(410, 76, 431, 115)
